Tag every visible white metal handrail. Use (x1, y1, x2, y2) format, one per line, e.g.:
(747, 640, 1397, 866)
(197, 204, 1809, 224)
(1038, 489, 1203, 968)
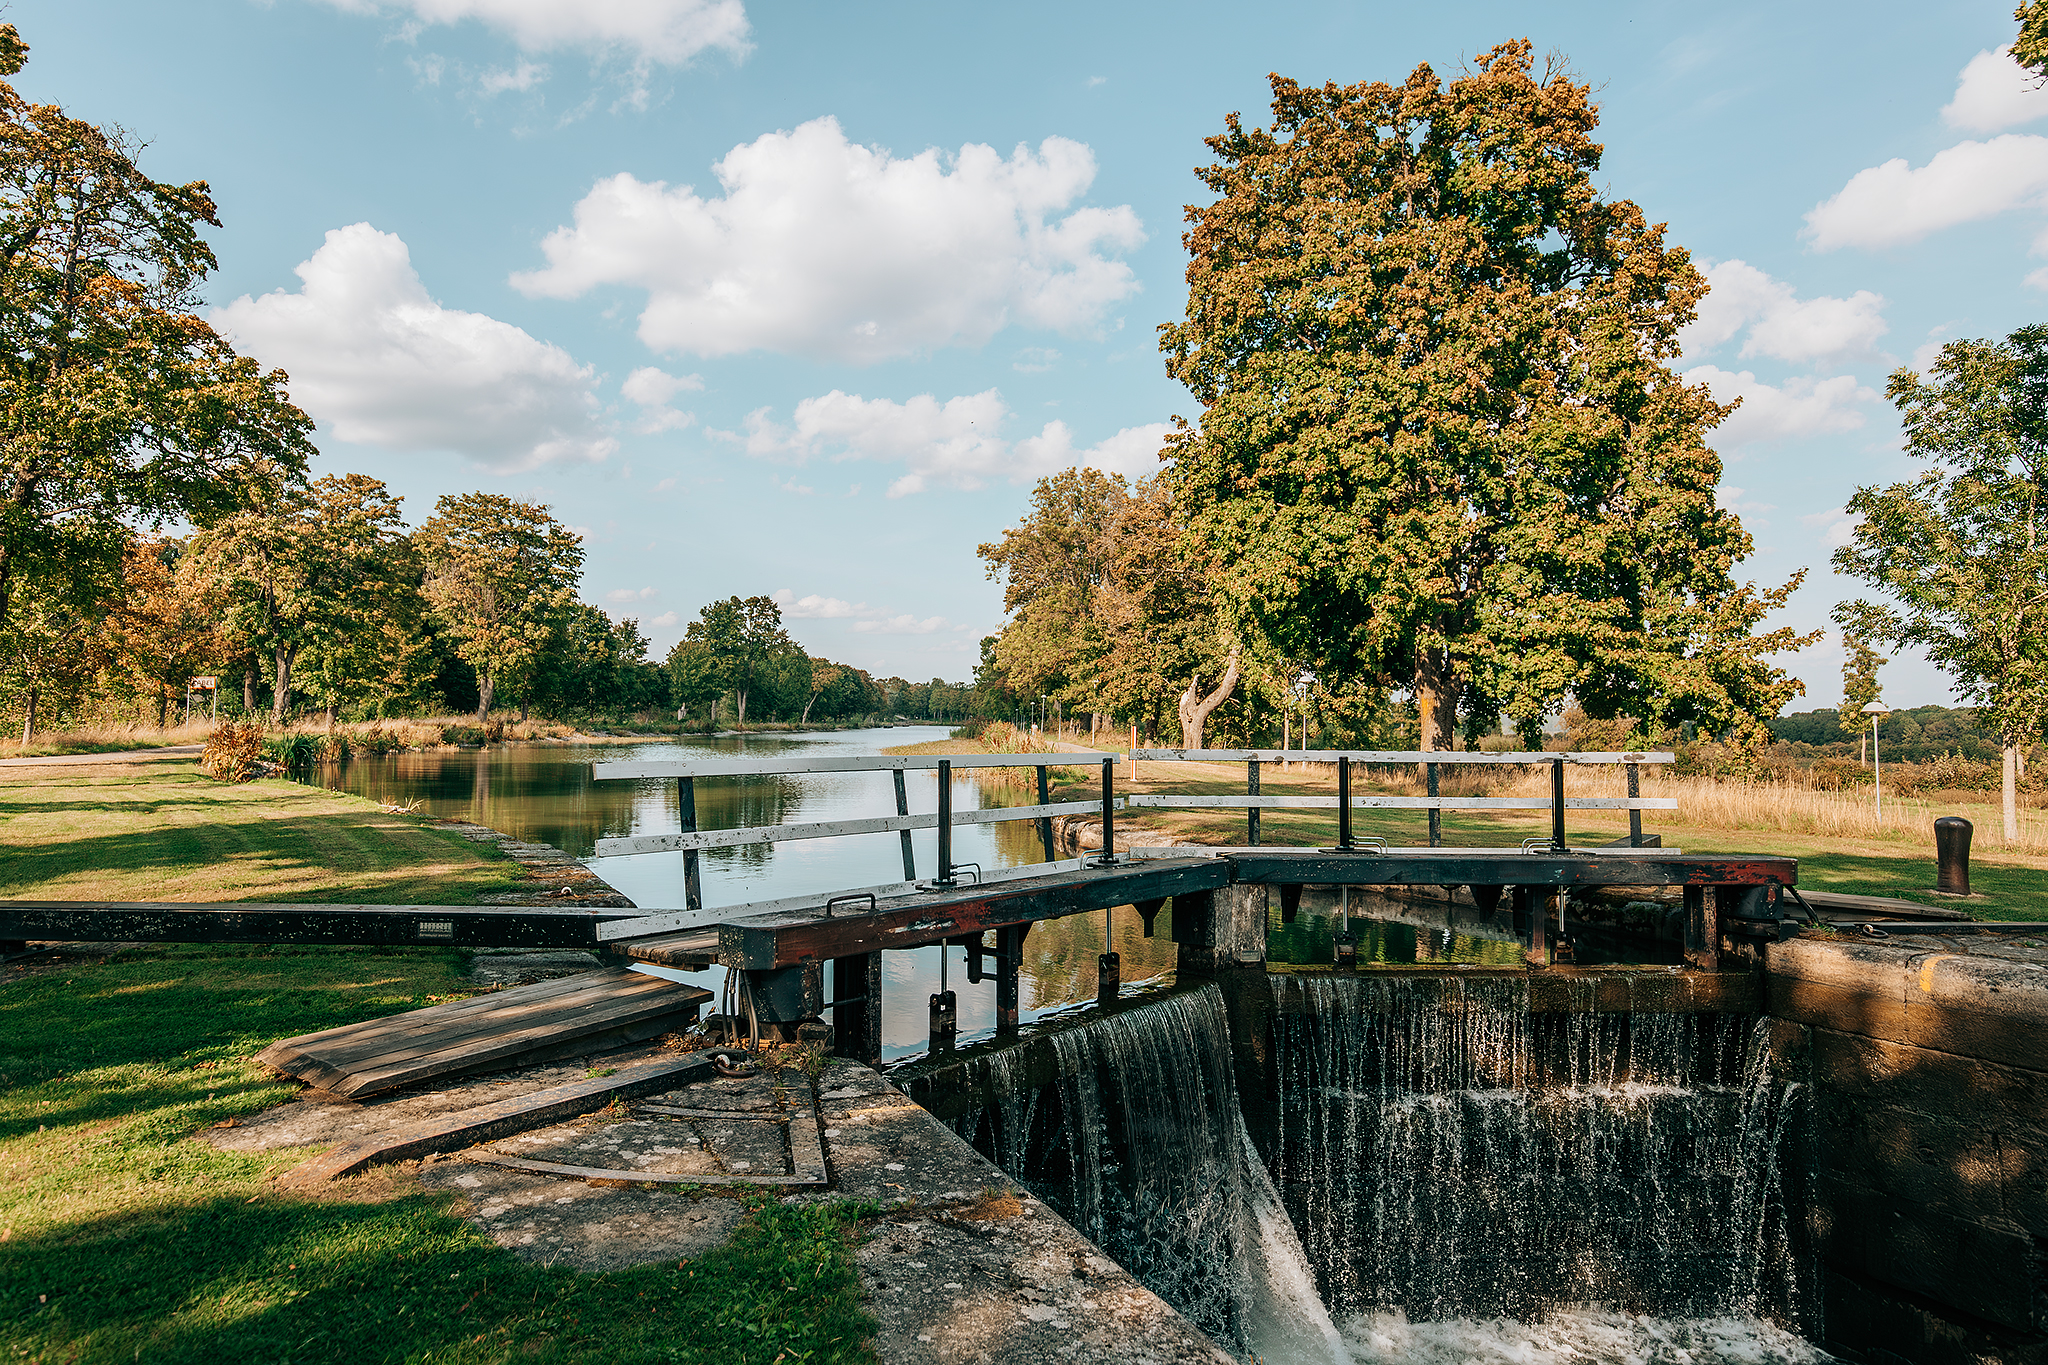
(596, 798, 1121, 857)
(1131, 748, 1673, 764)
(1126, 795, 1677, 811)
(594, 751, 1114, 781)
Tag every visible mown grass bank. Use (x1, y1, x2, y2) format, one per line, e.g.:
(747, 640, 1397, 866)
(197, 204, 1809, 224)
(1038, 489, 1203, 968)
(0, 756, 521, 904)
(0, 946, 875, 1364)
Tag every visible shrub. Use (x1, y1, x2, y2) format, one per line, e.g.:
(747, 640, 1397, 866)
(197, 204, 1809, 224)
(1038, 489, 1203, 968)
(199, 722, 265, 783)
(264, 731, 319, 769)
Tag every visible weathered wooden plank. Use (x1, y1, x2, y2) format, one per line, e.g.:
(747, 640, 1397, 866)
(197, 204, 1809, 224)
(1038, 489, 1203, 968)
(608, 931, 720, 967)
(305, 973, 697, 1075)
(594, 752, 1114, 781)
(1124, 795, 1679, 810)
(256, 970, 667, 1070)
(255, 968, 708, 1095)
(275, 1050, 721, 1188)
(593, 799, 1115, 859)
(717, 858, 1233, 968)
(335, 1003, 705, 1097)
(1132, 749, 1675, 765)
(0, 901, 629, 948)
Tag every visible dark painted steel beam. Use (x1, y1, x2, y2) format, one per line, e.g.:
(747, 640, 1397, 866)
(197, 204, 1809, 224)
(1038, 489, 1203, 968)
(0, 901, 637, 948)
(1222, 852, 1796, 888)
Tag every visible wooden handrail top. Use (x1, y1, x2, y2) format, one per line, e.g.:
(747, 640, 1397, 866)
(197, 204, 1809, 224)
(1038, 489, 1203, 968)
(593, 797, 1120, 858)
(1126, 795, 1678, 811)
(593, 751, 1116, 781)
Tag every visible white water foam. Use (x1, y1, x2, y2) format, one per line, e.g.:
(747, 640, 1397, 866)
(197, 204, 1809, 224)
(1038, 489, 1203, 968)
(1337, 1308, 1832, 1364)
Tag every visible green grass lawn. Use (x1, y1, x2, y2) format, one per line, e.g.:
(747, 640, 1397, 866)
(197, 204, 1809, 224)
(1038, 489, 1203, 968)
(0, 945, 876, 1364)
(0, 757, 521, 904)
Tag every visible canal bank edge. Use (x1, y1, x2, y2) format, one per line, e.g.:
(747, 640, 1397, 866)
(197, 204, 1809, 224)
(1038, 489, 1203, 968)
(430, 818, 637, 909)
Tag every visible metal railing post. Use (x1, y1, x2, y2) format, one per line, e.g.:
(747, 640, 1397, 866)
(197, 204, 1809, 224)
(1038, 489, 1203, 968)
(1037, 764, 1055, 862)
(1338, 756, 1353, 850)
(1427, 761, 1441, 847)
(935, 759, 954, 886)
(678, 777, 703, 911)
(893, 768, 916, 879)
(1247, 758, 1261, 846)
(1550, 757, 1567, 851)
(1626, 762, 1643, 847)
(1098, 758, 1116, 865)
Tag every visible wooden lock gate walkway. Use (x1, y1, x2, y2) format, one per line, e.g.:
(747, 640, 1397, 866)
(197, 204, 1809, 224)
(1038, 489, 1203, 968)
(0, 744, 1892, 1072)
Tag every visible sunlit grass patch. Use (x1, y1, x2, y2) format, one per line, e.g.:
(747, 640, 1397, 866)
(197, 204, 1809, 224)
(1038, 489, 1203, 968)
(0, 947, 877, 1364)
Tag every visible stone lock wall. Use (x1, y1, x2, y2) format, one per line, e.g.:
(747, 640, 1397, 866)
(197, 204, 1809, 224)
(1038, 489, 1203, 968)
(1766, 934, 2048, 1365)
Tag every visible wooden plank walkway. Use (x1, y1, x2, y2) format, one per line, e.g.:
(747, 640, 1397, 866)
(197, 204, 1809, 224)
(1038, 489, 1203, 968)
(254, 967, 710, 1097)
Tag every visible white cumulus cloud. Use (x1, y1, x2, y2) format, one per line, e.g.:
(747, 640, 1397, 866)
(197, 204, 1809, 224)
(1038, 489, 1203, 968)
(1679, 261, 1887, 368)
(1944, 47, 2048, 133)
(1685, 366, 1880, 447)
(772, 589, 867, 619)
(214, 223, 614, 472)
(512, 116, 1144, 363)
(1801, 507, 1859, 550)
(646, 610, 679, 627)
(728, 388, 1169, 496)
(606, 586, 658, 603)
(313, 0, 748, 66)
(854, 614, 950, 635)
(1804, 134, 2048, 251)
(622, 365, 700, 433)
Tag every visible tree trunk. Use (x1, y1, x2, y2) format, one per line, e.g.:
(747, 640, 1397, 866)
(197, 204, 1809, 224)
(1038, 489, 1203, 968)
(2005, 743, 2020, 845)
(801, 693, 817, 724)
(1858, 731, 1866, 766)
(736, 688, 749, 727)
(519, 698, 529, 722)
(157, 687, 168, 729)
(1415, 649, 1457, 770)
(1177, 646, 1241, 749)
(271, 644, 299, 727)
(325, 704, 335, 732)
(21, 685, 36, 743)
(476, 666, 495, 721)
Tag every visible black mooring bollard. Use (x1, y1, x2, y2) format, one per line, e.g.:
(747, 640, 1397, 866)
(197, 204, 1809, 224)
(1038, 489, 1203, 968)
(1935, 816, 1973, 896)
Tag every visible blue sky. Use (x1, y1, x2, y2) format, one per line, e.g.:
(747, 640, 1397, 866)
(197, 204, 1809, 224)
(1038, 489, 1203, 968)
(20, 0, 2040, 709)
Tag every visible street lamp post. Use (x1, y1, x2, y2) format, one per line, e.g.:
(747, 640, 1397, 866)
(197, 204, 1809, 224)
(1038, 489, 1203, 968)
(1862, 701, 1892, 822)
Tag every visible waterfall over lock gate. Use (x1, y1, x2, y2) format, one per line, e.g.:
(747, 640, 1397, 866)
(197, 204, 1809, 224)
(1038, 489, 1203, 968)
(924, 975, 1816, 1360)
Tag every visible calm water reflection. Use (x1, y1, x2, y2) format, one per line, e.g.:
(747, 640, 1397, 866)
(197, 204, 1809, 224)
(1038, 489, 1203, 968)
(313, 727, 1180, 1059)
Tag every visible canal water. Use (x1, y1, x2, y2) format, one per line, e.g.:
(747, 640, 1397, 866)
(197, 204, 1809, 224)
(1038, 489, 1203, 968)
(313, 726, 1179, 1060)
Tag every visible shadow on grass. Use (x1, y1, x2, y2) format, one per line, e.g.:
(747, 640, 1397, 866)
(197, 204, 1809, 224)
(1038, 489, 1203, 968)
(2, 1188, 874, 1365)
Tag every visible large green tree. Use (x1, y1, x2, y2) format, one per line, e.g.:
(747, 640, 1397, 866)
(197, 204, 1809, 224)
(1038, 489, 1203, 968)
(682, 595, 799, 727)
(195, 474, 421, 726)
(1834, 326, 2048, 843)
(1838, 629, 1887, 763)
(0, 25, 312, 642)
(980, 468, 1244, 746)
(1160, 44, 1808, 752)
(417, 493, 583, 721)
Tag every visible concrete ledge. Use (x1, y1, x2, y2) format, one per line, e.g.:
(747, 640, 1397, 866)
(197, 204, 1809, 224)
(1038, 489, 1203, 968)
(1769, 936, 2048, 1070)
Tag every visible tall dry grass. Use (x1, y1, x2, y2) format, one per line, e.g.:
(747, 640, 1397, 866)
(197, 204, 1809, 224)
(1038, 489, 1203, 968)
(0, 721, 219, 759)
(1365, 762, 2048, 852)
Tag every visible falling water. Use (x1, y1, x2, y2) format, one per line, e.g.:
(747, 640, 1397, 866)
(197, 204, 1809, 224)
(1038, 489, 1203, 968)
(1269, 974, 1818, 1350)
(930, 977, 1821, 1363)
